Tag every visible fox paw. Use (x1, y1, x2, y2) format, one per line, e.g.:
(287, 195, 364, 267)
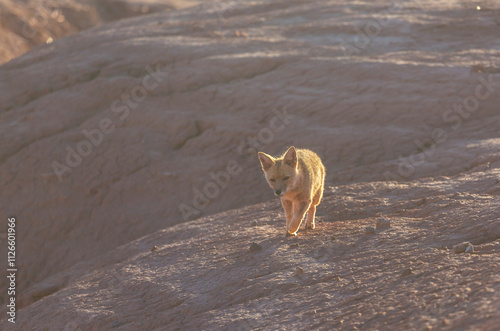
(285, 231, 297, 237)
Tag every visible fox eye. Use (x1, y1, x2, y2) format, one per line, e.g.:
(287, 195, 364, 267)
(270, 178, 276, 182)
(283, 177, 289, 180)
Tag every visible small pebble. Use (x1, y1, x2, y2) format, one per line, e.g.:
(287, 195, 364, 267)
(296, 266, 304, 276)
(249, 243, 262, 252)
(465, 244, 474, 254)
(251, 220, 258, 227)
(151, 246, 158, 252)
(365, 226, 376, 235)
(453, 242, 472, 254)
(400, 267, 413, 277)
(376, 217, 391, 229)
(289, 243, 300, 248)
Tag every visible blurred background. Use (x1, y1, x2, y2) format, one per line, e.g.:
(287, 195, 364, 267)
(0, 0, 199, 64)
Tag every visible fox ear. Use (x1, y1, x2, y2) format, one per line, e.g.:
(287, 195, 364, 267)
(258, 152, 275, 170)
(283, 146, 297, 168)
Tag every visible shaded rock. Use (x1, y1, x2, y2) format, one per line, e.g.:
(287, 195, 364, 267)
(249, 243, 262, 252)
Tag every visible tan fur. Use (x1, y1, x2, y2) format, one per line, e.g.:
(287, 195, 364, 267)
(258, 146, 326, 236)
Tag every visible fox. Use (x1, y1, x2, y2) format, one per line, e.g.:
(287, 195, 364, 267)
(258, 146, 326, 236)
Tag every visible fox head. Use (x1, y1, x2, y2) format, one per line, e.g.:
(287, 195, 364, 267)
(258, 146, 298, 197)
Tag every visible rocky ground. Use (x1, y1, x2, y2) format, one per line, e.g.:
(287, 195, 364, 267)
(0, 0, 499, 329)
(8, 171, 500, 330)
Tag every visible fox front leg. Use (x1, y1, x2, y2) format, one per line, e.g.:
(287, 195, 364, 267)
(286, 200, 311, 236)
(281, 198, 293, 227)
(305, 204, 317, 230)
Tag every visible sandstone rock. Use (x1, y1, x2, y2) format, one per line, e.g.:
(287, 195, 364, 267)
(453, 242, 472, 254)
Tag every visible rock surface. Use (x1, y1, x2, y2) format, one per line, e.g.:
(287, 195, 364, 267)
(1, 0, 500, 329)
(5, 172, 500, 330)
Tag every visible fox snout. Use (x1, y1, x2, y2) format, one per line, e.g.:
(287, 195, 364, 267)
(270, 181, 288, 197)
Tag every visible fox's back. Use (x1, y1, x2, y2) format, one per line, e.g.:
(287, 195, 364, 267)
(295, 149, 325, 191)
